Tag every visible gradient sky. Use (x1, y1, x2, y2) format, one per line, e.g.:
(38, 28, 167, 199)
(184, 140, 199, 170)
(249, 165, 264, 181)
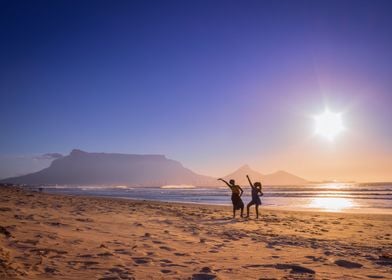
(1, 0, 392, 182)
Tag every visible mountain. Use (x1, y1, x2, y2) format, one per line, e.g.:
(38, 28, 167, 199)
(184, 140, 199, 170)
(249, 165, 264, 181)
(0, 153, 62, 180)
(222, 164, 264, 185)
(222, 165, 308, 186)
(1, 150, 308, 187)
(1, 149, 217, 187)
(263, 170, 308, 185)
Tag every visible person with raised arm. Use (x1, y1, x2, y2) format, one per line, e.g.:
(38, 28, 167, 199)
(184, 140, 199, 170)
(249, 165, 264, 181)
(217, 178, 244, 218)
(245, 175, 263, 219)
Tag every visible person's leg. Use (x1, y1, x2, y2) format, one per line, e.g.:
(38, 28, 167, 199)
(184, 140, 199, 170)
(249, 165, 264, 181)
(246, 201, 253, 217)
(246, 202, 251, 217)
(255, 205, 259, 219)
(240, 205, 244, 217)
(232, 206, 236, 218)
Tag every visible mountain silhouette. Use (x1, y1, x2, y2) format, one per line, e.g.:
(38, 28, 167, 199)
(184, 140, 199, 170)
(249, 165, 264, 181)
(262, 170, 308, 185)
(222, 165, 308, 186)
(222, 164, 264, 185)
(1, 149, 217, 186)
(1, 150, 308, 187)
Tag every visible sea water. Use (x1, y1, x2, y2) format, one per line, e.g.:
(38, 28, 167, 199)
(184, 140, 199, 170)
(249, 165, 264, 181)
(40, 182, 392, 213)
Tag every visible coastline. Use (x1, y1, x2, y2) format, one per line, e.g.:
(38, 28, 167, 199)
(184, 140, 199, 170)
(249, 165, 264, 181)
(1, 186, 391, 279)
(26, 183, 392, 215)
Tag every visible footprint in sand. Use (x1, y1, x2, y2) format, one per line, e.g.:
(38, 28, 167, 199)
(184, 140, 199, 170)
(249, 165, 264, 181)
(184, 260, 199, 265)
(97, 252, 113, 257)
(132, 257, 151, 264)
(98, 277, 120, 280)
(200, 267, 213, 273)
(104, 267, 132, 279)
(305, 255, 326, 262)
(191, 273, 216, 280)
(76, 218, 94, 222)
(275, 264, 315, 275)
(159, 246, 174, 251)
(30, 248, 68, 257)
(78, 254, 94, 258)
(44, 266, 57, 274)
(0, 226, 12, 238)
(208, 250, 219, 253)
(114, 249, 132, 256)
(174, 252, 190, 256)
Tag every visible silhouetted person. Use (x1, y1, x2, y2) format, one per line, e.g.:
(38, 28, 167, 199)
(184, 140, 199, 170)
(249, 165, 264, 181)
(245, 175, 263, 219)
(218, 178, 244, 218)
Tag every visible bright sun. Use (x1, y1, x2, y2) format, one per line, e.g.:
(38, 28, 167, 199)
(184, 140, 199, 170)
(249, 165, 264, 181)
(314, 109, 344, 140)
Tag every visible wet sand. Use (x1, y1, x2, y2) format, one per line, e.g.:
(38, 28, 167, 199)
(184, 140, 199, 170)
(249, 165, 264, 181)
(0, 186, 391, 279)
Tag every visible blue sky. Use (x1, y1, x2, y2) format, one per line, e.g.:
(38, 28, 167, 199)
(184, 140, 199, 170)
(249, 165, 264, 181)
(1, 0, 392, 181)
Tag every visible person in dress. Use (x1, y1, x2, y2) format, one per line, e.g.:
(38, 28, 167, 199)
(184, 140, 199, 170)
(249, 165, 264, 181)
(245, 175, 263, 219)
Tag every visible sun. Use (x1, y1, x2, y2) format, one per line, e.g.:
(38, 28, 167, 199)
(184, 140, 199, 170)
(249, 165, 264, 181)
(314, 109, 344, 140)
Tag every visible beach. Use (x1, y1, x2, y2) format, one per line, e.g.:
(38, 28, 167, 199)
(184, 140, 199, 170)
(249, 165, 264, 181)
(0, 186, 391, 279)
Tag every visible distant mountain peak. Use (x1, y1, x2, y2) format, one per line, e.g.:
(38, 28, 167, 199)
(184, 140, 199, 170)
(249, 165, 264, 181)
(223, 164, 264, 185)
(238, 164, 251, 170)
(70, 149, 87, 156)
(263, 170, 308, 185)
(222, 166, 308, 186)
(272, 170, 287, 175)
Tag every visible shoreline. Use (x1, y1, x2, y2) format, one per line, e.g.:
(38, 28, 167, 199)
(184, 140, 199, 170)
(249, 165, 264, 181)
(36, 187, 392, 215)
(1, 186, 391, 279)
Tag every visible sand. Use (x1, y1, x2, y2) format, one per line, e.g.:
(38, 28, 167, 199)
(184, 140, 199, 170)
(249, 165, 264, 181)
(0, 186, 391, 280)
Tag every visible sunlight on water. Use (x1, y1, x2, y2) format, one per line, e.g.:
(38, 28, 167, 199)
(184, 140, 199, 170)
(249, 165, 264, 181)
(308, 197, 355, 212)
(325, 183, 343, 189)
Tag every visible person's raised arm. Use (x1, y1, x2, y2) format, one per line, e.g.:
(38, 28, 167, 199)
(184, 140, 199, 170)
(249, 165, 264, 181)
(217, 178, 231, 188)
(246, 175, 255, 189)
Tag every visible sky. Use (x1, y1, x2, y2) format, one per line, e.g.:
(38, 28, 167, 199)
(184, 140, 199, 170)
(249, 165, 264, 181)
(1, 0, 392, 182)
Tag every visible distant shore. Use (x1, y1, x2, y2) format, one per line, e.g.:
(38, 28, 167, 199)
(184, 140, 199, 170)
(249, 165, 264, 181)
(0, 186, 391, 279)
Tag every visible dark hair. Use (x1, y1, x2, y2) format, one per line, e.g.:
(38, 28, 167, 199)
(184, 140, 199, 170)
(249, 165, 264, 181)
(254, 182, 262, 188)
(229, 179, 235, 185)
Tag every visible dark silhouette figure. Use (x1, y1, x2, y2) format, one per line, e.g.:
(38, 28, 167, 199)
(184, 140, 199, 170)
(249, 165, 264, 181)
(245, 175, 263, 219)
(218, 178, 244, 218)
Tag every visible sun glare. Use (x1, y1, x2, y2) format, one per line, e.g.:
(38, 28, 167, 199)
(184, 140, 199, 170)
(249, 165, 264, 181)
(314, 109, 344, 141)
(309, 197, 355, 212)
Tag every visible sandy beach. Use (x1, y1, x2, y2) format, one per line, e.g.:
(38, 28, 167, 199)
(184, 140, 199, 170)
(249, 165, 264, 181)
(0, 186, 391, 280)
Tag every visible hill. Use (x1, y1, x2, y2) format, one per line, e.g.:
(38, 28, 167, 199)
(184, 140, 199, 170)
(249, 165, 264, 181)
(1, 149, 217, 187)
(222, 165, 308, 186)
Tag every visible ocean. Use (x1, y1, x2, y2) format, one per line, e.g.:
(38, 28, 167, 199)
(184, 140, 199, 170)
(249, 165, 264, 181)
(39, 182, 392, 214)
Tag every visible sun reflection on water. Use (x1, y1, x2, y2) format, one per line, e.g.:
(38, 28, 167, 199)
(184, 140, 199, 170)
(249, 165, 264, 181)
(308, 197, 355, 212)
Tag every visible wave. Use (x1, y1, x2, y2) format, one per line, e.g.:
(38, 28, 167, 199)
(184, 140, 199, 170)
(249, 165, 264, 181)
(160, 185, 195, 189)
(41, 185, 133, 190)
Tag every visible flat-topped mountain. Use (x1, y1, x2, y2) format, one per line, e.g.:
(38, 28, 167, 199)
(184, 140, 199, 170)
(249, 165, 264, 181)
(1, 149, 217, 186)
(222, 165, 308, 186)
